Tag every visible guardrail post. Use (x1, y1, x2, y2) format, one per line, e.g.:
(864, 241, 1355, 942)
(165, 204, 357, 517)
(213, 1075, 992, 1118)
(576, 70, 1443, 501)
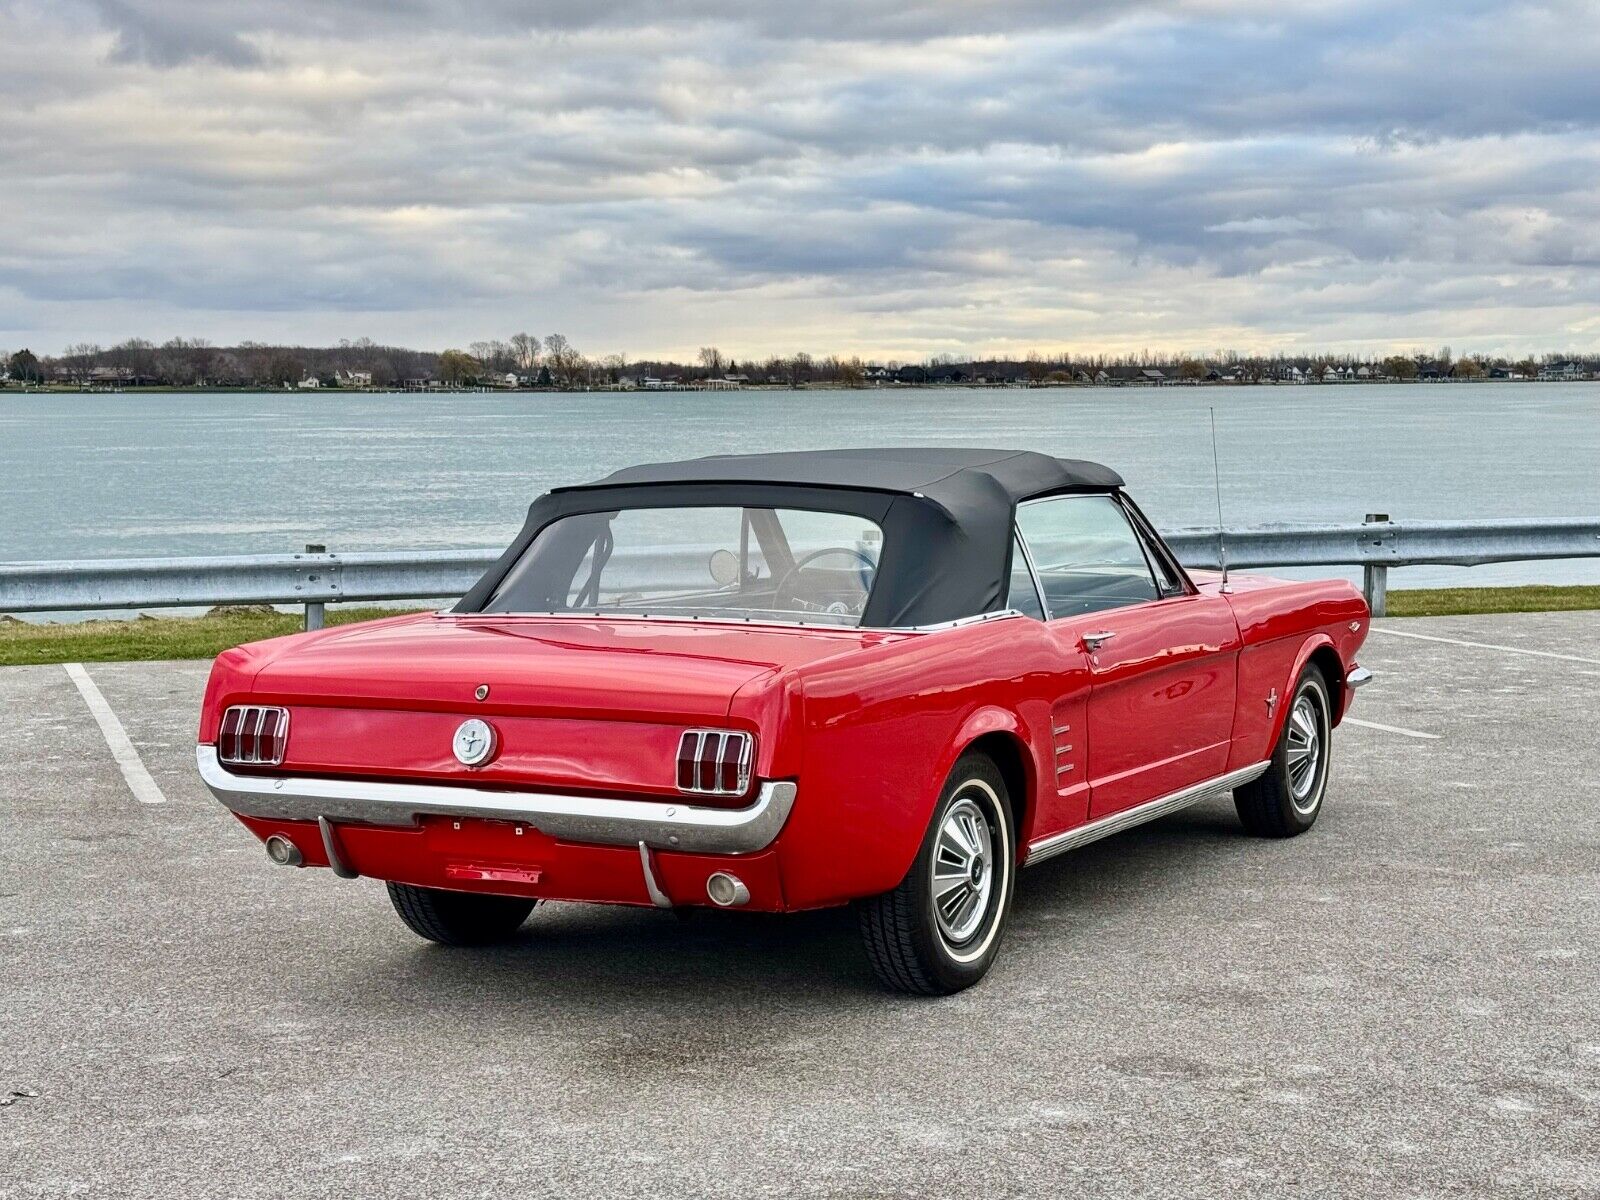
(1362, 515, 1389, 617)
(304, 544, 326, 630)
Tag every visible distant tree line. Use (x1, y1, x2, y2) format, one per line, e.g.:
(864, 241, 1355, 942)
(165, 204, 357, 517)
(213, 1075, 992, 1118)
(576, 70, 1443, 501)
(2, 337, 1596, 390)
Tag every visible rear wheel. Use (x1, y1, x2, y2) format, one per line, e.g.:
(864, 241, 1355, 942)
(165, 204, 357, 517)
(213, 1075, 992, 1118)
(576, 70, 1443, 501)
(855, 754, 1016, 995)
(386, 883, 537, 946)
(1235, 664, 1332, 838)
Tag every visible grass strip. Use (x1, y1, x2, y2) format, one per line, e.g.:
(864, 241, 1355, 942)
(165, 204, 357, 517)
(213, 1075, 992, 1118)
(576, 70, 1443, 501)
(0, 606, 426, 667)
(2, 585, 1597, 666)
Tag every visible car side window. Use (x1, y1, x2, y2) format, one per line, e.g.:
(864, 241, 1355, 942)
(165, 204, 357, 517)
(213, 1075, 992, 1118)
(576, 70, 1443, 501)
(1005, 534, 1046, 619)
(1125, 505, 1186, 597)
(1015, 495, 1160, 618)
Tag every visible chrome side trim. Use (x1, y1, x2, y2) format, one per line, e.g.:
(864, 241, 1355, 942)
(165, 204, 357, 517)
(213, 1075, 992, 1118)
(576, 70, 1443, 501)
(638, 842, 672, 907)
(318, 815, 358, 879)
(1346, 666, 1374, 689)
(197, 746, 797, 856)
(897, 608, 1025, 632)
(1023, 761, 1271, 866)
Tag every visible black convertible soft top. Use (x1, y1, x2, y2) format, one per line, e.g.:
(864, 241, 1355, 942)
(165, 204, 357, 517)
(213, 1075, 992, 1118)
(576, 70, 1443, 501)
(569, 447, 1122, 502)
(457, 448, 1125, 627)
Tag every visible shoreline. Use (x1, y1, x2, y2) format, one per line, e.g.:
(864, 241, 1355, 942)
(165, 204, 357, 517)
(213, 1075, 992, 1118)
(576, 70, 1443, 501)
(3, 378, 1597, 396)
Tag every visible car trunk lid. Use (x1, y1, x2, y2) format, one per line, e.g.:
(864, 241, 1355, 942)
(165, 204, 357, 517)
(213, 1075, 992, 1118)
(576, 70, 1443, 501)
(242, 613, 892, 798)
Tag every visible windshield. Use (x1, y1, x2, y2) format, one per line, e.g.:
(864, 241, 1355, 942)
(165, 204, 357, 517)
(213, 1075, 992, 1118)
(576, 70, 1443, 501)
(483, 506, 884, 626)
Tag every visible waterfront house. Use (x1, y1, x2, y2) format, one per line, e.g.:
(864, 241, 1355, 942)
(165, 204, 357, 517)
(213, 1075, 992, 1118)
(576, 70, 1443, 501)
(297, 375, 321, 389)
(1537, 361, 1584, 381)
(338, 370, 373, 388)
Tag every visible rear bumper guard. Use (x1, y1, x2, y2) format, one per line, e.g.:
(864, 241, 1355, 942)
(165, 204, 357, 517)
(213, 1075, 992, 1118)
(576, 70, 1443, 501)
(196, 746, 797, 856)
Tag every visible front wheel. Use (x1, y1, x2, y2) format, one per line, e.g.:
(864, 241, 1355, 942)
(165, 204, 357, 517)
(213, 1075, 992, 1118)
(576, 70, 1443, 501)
(386, 883, 537, 946)
(1235, 664, 1333, 838)
(855, 754, 1017, 995)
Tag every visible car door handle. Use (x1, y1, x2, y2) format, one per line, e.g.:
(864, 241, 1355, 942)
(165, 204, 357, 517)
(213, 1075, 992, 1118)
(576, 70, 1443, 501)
(1083, 630, 1117, 650)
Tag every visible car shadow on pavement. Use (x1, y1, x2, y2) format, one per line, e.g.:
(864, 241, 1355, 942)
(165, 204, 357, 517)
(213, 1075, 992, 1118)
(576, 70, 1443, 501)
(308, 799, 1260, 1014)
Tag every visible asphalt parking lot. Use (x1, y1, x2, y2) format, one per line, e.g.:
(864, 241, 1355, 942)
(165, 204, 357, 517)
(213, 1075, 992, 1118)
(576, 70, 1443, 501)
(2, 611, 1598, 1199)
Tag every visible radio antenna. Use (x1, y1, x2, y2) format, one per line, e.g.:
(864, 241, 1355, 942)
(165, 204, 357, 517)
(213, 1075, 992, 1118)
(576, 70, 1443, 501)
(1209, 407, 1230, 593)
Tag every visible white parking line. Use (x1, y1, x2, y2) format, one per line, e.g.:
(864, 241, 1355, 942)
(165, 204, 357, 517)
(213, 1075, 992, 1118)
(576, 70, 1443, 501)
(1371, 626, 1600, 666)
(1344, 716, 1440, 740)
(63, 663, 168, 805)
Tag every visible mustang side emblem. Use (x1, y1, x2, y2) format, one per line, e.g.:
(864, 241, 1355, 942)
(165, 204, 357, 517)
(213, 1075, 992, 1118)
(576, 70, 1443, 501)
(452, 718, 497, 767)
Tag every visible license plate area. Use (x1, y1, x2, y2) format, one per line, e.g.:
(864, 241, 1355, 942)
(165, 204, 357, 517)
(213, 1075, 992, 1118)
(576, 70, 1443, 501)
(421, 815, 557, 884)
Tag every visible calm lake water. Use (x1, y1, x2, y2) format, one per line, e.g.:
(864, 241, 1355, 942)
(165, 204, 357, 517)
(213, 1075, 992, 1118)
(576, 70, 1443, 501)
(3, 384, 1597, 611)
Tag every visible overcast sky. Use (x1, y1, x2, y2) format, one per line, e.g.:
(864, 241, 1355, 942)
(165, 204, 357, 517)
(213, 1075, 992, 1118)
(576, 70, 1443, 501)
(3, 0, 1598, 360)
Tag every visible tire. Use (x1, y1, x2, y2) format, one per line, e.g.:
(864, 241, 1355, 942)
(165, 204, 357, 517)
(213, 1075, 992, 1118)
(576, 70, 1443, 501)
(386, 883, 537, 946)
(855, 753, 1017, 995)
(1235, 664, 1333, 838)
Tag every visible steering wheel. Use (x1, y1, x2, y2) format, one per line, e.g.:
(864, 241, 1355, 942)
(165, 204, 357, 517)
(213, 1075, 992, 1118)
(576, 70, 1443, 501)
(773, 546, 876, 613)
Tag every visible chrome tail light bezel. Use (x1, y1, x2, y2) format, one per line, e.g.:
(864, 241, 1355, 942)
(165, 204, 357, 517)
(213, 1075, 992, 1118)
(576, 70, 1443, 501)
(217, 704, 290, 767)
(676, 729, 755, 797)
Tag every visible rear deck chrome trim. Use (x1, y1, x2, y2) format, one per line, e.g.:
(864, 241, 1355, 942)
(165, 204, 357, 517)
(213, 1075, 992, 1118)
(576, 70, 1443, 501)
(197, 746, 797, 856)
(1023, 761, 1270, 866)
(435, 608, 1023, 634)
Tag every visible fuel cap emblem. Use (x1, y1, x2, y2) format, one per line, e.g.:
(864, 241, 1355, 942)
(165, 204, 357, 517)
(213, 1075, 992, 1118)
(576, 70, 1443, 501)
(453, 718, 497, 767)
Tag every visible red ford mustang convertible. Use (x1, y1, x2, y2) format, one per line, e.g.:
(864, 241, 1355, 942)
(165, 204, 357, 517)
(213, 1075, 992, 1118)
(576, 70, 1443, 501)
(199, 448, 1371, 993)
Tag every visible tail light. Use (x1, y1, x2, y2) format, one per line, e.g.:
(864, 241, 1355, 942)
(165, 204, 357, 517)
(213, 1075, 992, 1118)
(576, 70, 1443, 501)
(218, 705, 290, 766)
(676, 729, 754, 796)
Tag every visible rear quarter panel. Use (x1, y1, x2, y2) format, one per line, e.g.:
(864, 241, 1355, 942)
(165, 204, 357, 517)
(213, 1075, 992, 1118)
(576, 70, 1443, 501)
(745, 617, 1088, 909)
(1220, 575, 1369, 772)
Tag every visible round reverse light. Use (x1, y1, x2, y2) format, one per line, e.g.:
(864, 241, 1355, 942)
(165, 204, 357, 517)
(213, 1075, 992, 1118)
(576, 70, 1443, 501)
(452, 718, 497, 767)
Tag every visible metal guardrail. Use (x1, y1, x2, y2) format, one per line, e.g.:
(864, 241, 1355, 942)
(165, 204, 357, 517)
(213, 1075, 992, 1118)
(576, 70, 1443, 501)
(1165, 515, 1600, 614)
(2, 517, 1597, 624)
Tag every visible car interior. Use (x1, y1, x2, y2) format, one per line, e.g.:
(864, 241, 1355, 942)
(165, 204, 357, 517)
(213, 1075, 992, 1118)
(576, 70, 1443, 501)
(485, 505, 881, 625)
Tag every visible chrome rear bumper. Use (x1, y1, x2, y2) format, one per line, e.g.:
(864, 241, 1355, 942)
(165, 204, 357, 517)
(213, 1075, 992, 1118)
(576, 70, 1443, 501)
(196, 746, 796, 855)
(1347, 666, 1375, 689)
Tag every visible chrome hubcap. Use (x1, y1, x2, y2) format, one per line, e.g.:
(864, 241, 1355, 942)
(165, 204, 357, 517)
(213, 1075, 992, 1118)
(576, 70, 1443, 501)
(933, 794, 995, 944)
(1286, 693, 1323, 813)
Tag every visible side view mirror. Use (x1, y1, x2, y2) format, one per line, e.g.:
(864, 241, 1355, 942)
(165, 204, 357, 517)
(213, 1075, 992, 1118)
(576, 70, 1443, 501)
(708, 548, 739, 586)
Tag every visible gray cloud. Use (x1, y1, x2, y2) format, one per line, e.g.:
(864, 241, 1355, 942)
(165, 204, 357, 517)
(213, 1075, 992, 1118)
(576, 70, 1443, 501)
(2, 0, 1598, 357)
(90, 0, 263, 66)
